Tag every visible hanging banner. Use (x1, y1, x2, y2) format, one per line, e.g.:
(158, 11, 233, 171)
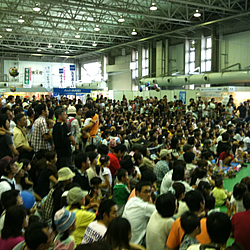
(70, 65, 75, 88)
(179, 91, 186, 104)
(59, 68, 64, 88)
(44, 66, 52, 90)
(23, 67, 31, 88)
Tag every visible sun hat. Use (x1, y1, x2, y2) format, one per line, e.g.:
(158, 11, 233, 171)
(67, 106, 76, 115)
(219, 128, 227, 135)
(159, 149, 172, 158)
(16, 162, 23, 172)
(58, 167, 75, 182)
(66, 187, 88, 205)
(54, 208, 76, 233)
(0, 156, 18, 174)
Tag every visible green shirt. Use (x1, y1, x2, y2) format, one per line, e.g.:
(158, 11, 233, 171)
(113, 183, 130, 205)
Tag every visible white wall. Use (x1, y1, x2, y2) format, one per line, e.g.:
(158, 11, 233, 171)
(169, 43, 184, 74)
(4, 60, 74, 87)
(220, 30, 250, 70)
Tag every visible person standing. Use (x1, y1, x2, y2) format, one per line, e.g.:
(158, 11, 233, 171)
(53, 108, 76, 168)
(31, 104, 51, 153)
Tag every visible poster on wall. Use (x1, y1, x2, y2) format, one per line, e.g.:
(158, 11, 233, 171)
(70, 65, 76, 88)
(179, 91, 186, 104)
(44, 66, 52, 90)
(23, 67, 31, 88)
(59, 68, 64, 88)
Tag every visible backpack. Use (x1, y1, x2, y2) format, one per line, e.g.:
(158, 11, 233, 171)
(67, 118, 75, 132)
(41, 187, 55, 222)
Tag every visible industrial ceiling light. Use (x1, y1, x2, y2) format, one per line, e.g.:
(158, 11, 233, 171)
(6, 27, 12, 32)
(0, 35, 2, 38)
(65, 51, 70, 54)
(60, 38, 65, 44)
(75, 33, 80, 38)
(131, 29, 137, 35)
(94, 25, 100, 31)
(192, 40, 195, 44)
(150, 3, 157, 11)
(33, 4, 41, 12)
(92, 41, 97, 47)
(48, 43, 52, 48)
(194, 9, 201, 17)
(118, 16, 125, 22)
(18, 16, 25, 23)
(37, 49, 41, 52)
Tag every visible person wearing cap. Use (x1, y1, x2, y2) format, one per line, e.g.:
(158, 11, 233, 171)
(153, 149, 172, 189)
(54, 208, 76, 250)
(67, 106, 80, 146)
(0, 156, 20, 199)
(13, 113, 34, 160)
(65, 187, 96, 245)
(53, 108, 76, 169)
(178, 144, 193, 161)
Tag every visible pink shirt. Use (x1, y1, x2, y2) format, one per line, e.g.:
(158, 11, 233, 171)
(0, 236, 24, 250)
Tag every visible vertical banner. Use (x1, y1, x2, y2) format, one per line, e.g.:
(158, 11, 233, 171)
(70, 65, 75, 88)
(59, 68, 64, 88)
(44, 66, 52, 89)
(23, 67, 31, 88)
(179, 91, 186, 104)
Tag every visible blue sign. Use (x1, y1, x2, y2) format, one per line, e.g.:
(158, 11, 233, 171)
(59, 68, 63, 74)
(179, 91, 186, 104)
(53, 88, 91, 96)
(70, 65, 75, 71)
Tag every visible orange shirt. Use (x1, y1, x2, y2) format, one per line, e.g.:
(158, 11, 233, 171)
(90, 114, 99, 137)
(166, 217, 210, 249)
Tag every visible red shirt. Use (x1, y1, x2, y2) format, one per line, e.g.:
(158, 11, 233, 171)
(232, 210, 250, 250)
(107, 153, 120, 177)
(218, 151, 234, 162)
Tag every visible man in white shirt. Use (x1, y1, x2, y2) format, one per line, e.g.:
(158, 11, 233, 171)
(122, 181, 156, 246)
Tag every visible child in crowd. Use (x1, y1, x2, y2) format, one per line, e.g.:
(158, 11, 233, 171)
(47, 118, 55, 150)
(90, 177, 103, 203)
(197, 181, 211, 198)
(113, 168, 130, 216)
(19, 158, 33, 190)
(184, 152, 196, 184)
(211, 176, 232, 206)
(82, 110, 95, 143)
(179, 211, 200, 250)
(98, 155, 112, 196)
(54, 208, 76, 250)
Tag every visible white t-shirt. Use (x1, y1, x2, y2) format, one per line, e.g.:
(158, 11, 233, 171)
(0, 211, 6, 236)
(146, 210, 174, 250)
(243, 137, 250, 151)
(9, 120, 16, 134)
(83, 118, 92, 127)
(160, 170, 173, 194)
(0, 176, 16, 199)
(173, 201, 189, 219)
(99, 167, 112, 193)
(81, 220, 107, 244)
(86, 167, 97, 185)
(122, 196, 156, 245)
(230, 195, 245, 213)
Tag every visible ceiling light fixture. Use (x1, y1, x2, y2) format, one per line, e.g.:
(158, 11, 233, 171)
(94, 25, 100, 31)
(60, 38, 65, 44)
(65, 51, 70, 54)
(75, 33, 80, 38)
(0, 35, 2, 38)
(194, 9, 201, 17)
(6, 27, 12, 32)
(131, 29, 137, 35)
(192, 40, 195, 44)
(118, 16, 125, 22)
(48, 43, 52, 48)
(37, 49, 41, 52)
(33, 4, 41, 12)
(18, 16, 25, 23)
(150, 3, 157, 11)
(92, 41, 97, 47)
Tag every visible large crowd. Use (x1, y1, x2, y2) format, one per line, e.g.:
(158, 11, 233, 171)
(0, 93, 250, 250)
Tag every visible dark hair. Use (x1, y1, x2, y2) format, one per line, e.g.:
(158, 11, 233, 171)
(116, 168, 128, 181)
(187, 137, 195, 145)
(75, 104, 82, 112)
(25, 222, 49, 250)
(90, 177, 102, 186)
(206, 212, 232, 244)
(141, 170, 157, 184)
(85, 145, 97, 153)
(97, 199, 117, 220)
(197, 159, 208, 169)
(75, 153, 88, 169)
(97, 145, 109, 155)
(172, 165, 185, 181)
(87, 152, 98, 164)
(85, 103, 93, 110)
(45, 151, 57, 162)
(205, 195, 215, 210)
(18, 158, 30, 169)
(156, 193, 176, 218)
(138, 146, 148, 157)
(215, 176, 223, 188)
(85, 110, 95, 119)
(55, 108, 66, 119)
(14, 113, 25, 124)
(134, 152, 143, 166)
(184, 190, 204, 213)
(135, 181, 151, 193)
(243, 192, 250, 210)
(222, 133, 229, 141)
(241, 176, 250, 192)
(197, 181, 211, 197)
(104, 217, 131, 250)
(100, 155, 110, 165)
(183, 152, 195, 164)
(181, 211, 200, 234)
(34, 104, 47, 116)
(75, 241, 112, 250)
(113, 144, 127, 154)
(0, 113, 9, 129)
(2, 205, 27, 239)
(172, 182, 185, 200)
(28, 215, 40, 226)
(1, 190, 20, 210)
(233, 183, 248, 200)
